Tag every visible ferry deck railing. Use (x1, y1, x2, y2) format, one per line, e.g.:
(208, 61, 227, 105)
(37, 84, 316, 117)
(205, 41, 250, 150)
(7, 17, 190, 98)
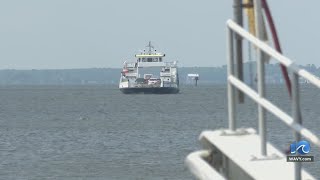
(227, 19, 320, 179)
(124, 62, 136, 68)
(186, 19, 320, 180)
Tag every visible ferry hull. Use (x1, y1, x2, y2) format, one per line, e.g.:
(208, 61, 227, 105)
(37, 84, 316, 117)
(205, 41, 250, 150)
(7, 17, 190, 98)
(120, 87, 179, 94)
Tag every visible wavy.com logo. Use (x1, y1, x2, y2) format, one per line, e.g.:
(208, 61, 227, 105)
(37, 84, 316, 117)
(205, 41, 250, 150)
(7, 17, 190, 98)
(287, 140, 314, 162)
(290, 140, 310, 155)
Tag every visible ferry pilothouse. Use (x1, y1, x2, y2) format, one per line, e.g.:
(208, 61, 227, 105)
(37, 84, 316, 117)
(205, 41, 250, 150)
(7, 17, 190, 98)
(119, 42, 179, 94)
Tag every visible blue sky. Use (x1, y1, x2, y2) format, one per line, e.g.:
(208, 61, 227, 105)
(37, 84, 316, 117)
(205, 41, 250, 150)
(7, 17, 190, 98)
(0, 0, 319, 69)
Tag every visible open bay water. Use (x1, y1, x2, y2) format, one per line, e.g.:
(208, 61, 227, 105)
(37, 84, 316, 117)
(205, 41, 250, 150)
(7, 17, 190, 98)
(0, 85, 319, 179)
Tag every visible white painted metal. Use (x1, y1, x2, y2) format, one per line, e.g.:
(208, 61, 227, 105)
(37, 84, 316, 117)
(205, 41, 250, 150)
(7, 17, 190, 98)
(119, 43, 179, 91)
(198, 129, 315, 180)
(186, 18, 320, 180)
(119, 81, 129, 88)
(135, 54, 164, 57)
(228, 76, 320, 147)
(125, 62, 136, 68)
(227, 19, 320, 88)
(185, 150, 226, 180)
(227, 28, 236, 131)
(254, 0, 267, 156)
(138, 62, 166, 67)
(160, 72, 171, 77)
(226, 19, 320, 148)
(187, 74, 199, 77)
(166, 62, 177, 67)
(124, 73, 138, 77)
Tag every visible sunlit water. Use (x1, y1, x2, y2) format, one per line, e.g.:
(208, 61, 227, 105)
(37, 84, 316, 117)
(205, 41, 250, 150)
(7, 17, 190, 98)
(0, 85, 319, 179)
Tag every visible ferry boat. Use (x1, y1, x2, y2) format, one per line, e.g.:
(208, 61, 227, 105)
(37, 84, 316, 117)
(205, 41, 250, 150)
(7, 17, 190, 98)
(119, 42, 179, 94)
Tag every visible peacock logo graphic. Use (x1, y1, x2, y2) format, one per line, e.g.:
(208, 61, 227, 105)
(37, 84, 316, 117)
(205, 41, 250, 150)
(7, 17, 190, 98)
(290, 140, 310, 155)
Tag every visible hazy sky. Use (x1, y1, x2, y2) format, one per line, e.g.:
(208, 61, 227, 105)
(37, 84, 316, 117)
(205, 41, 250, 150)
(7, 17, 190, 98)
(0, 0, 319, 69)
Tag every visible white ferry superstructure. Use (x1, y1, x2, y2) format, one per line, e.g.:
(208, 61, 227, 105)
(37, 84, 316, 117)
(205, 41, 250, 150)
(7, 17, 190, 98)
(119, 42, 179, 94)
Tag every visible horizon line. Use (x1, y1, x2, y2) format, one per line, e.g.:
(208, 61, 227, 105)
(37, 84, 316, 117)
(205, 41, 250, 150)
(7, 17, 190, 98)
(0, 62, 318, 71)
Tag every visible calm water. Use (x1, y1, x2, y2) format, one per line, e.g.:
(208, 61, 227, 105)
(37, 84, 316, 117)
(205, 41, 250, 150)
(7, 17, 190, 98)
(0, 85, 319, 179)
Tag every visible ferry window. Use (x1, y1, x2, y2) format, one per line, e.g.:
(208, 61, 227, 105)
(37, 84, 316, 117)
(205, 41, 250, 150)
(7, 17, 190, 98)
(159, 57, 162, 62)
(142, 58, 146, 62)
(138, 58, 141, 62)
(153, 58, 158, 62)
(147, 58, 152, 62)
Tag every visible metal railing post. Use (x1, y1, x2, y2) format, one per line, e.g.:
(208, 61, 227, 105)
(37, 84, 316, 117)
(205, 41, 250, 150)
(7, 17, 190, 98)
(226, 18, 320, 149)
(233, 0, 244, 103)
(227, 28, 236, 131)
(254, 0, 267, 156)
(257, 50, 267, 156)
(291, 72, 302, 180)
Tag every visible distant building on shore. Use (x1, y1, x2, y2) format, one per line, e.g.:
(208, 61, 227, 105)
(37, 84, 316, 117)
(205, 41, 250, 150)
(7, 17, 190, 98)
(186, 74, 200, 86)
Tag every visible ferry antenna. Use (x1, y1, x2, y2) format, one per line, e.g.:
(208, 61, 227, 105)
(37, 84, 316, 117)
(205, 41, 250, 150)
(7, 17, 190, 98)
(146, 41, 154, 54)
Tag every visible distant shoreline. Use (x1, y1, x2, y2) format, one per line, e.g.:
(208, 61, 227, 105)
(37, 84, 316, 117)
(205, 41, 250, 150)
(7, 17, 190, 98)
(0, 62, 318, 71)
(0, 63, 318, 85)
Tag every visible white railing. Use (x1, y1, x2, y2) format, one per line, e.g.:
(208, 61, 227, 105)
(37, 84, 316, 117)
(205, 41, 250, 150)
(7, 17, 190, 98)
(160, 72, 171, 77)
(125, 62, 136, 68)
(226, 19, 320, 179)
(165, 61, 177, 67)
(124, 73, 138, 77)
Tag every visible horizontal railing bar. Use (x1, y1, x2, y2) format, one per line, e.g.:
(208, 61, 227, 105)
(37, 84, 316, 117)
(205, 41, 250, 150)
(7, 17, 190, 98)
(227, 19, 320, 89)
(228, 75, 320, 148)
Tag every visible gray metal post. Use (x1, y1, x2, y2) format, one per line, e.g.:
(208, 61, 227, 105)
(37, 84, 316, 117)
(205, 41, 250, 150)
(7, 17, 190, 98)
(233, 0, 244, 103)
(227, 28, 236, 131)
(248, 42, 254, 88)
(254, 0, 267, 156)
(291, 72, 301, 180)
